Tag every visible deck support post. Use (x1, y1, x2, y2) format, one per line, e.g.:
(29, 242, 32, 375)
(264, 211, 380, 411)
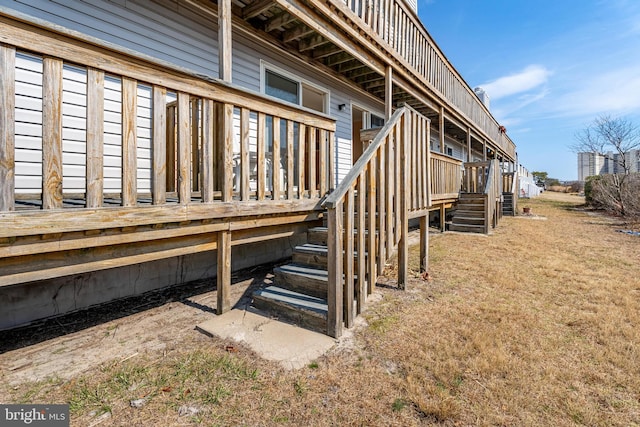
(483, 140, 487, 161)
(439, 203, 446, 232)
(218, 0, 232, 82)
(217, 230, 232, 315)
(438, 106, 445, 154)
(420, 215, 429, 273)
(466, 127, 472, 162)
(385, 65, 392, 120)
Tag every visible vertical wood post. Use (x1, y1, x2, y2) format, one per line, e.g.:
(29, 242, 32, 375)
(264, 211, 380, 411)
(219, 103, 234, 202)
(217, 230, 232, 314)
(218, 0, 232, 82)
(344, 188, 355, 328)
(42, 57, 63, 210)
(297, 124, 306, 198)
(177, 92, 192, 204)
(257, 112, 266, 201)
(328, 130, 335, 191)
(438, 105, 445, 154)
(385, 65, 393, 121)
(122, 77, 138, 207)
(398, 112, 409, 289)
(241, 108, 251, 200)
(327, 204, 344, 338)
(420, 215, 429, 273)
(467, 127, 472, 162)
(286, 120, 294, 199)
(0, 45, 15, 212)
(201, 99, 215, 203)
(272, 117, 281, 200)
(151, 85, 167, 205)
(86, 68, 105, 208)
(356, 172, 366, 313)
(483, 140, 487, 161)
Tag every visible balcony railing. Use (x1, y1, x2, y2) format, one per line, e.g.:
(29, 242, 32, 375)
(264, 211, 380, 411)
(335, 0, 516, 159)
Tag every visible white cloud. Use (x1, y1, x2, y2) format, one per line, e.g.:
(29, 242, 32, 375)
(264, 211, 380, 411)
(479, 65, 552, 100)
(551, 65, 640, 117)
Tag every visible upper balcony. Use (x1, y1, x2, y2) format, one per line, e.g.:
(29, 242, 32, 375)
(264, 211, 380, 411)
(231, 0, 517, 160)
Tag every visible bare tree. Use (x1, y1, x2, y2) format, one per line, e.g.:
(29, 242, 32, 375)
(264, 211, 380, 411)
(573, 115, 640, 216)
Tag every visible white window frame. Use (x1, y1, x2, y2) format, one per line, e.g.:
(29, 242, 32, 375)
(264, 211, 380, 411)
(260, 61, 330, 113)
(351, 101, 385, 129)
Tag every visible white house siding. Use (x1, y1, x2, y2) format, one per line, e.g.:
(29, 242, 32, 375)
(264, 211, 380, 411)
(5, 0, 383, 191)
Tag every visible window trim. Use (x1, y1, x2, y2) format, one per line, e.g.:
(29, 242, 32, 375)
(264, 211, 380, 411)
(260, 60, 330, 113)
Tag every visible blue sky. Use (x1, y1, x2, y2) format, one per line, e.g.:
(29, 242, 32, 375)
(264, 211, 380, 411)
(419, 0, 640, 180)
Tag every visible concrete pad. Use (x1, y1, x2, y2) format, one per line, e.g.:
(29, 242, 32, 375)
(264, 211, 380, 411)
(196, 307, 337, 370)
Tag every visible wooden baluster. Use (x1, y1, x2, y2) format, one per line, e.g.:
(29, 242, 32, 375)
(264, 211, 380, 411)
(241, 107, 250, 201)
(286, 120, 294, 199)
(309, 127, 317, 198)
(398, 113, 409, 289)
(257, 112, 266, 201)
(394, 122, 401, 244)
(151, 85, 167, 205)
(201, 99, 214, 203)
(344, 187, 355, 328)
(177, 92, 192, 204)
(386, 130, 393, 252)
(86, 68, 105, 208)
(425, 118, 432, 207)
(327, 203, 344, 338)
(0, 45, 15, 212)
(377, 145, 386, 273)
(42, 57, 63, 210)
(356, 172, 366, 313)
(166, 103, 176, 193)
(121, 77, 137, 207)
(367, 156, 376, 294)
(272, 117, 281, 200)
(328, 130, 335, 191)
(219, 103, 233, 202)
(297, 123, 306, 198)
(190, 97, 200, 193)
(319, 129, 327, 196)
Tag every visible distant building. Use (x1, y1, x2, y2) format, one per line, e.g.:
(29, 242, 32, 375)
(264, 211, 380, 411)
(474, 87, 490, 110)
(577, 150, 640, 181)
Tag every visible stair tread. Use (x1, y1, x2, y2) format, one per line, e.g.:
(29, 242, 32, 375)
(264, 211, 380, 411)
(253, 285, 328, 317)
(274, 263, 328, 281)
(294, 243, 328, 255)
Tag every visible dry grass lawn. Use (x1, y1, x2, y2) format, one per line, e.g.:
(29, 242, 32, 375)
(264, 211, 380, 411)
(1, 192, 639, 426)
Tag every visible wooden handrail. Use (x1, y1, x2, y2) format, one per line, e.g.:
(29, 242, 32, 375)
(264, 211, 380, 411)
(325, 0, 517, 159)
(0, 15, 336, 236)
(324, 105, 430, 337)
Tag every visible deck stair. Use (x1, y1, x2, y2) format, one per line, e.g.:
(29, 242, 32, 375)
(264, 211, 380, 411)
(449, 193, 487, 234)
(252, 226, 333, 332)
(502, 192, 516, 216)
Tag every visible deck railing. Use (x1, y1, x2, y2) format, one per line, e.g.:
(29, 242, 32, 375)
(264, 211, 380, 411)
(461, 160, 501, 233)
(333, 0, 516, 159)
(322, 105, 430, 337)
(0, 15, 335, 239)
(430, 152, 462, 202)
(502, 171, 517, 215)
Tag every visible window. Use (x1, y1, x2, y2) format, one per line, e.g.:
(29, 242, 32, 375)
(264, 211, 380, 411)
(262, 63, 328, 113)
(445, 145, 454, 157)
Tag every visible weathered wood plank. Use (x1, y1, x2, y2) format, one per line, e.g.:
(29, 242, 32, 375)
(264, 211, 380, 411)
(286, 120, 294, 199)
(377, 145, 386, 273)
(257, 112, 266, 201)
(327, 202, 343, 338)
(122, 77, 138, 207)
(201, 99, 215, 203)
(0, 45, 16, 212)
(177, 92, 192, 204)
(219, 103, 234, 202)
(319, 129, 327, 196)
(356, 172, 366, 313)
(344, 187, 355, 328)
(152, 85, 167, 205)
(328, 130, 335, 191)
(218, 0, 232, 82)
(272, 117, 281, 200)
(297, 123, 306, 198)
(309, 127, 317, 198)
(190, 97, 200, 192)
(42, 57, 63, 210)
(217, 229, 232, 314)
(241, 107, 251, 200)
(420, 214, 428, 273)
(398, 114, 408, 289)
(166, 103, 177, 192)
(367, 158, 376, 293)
